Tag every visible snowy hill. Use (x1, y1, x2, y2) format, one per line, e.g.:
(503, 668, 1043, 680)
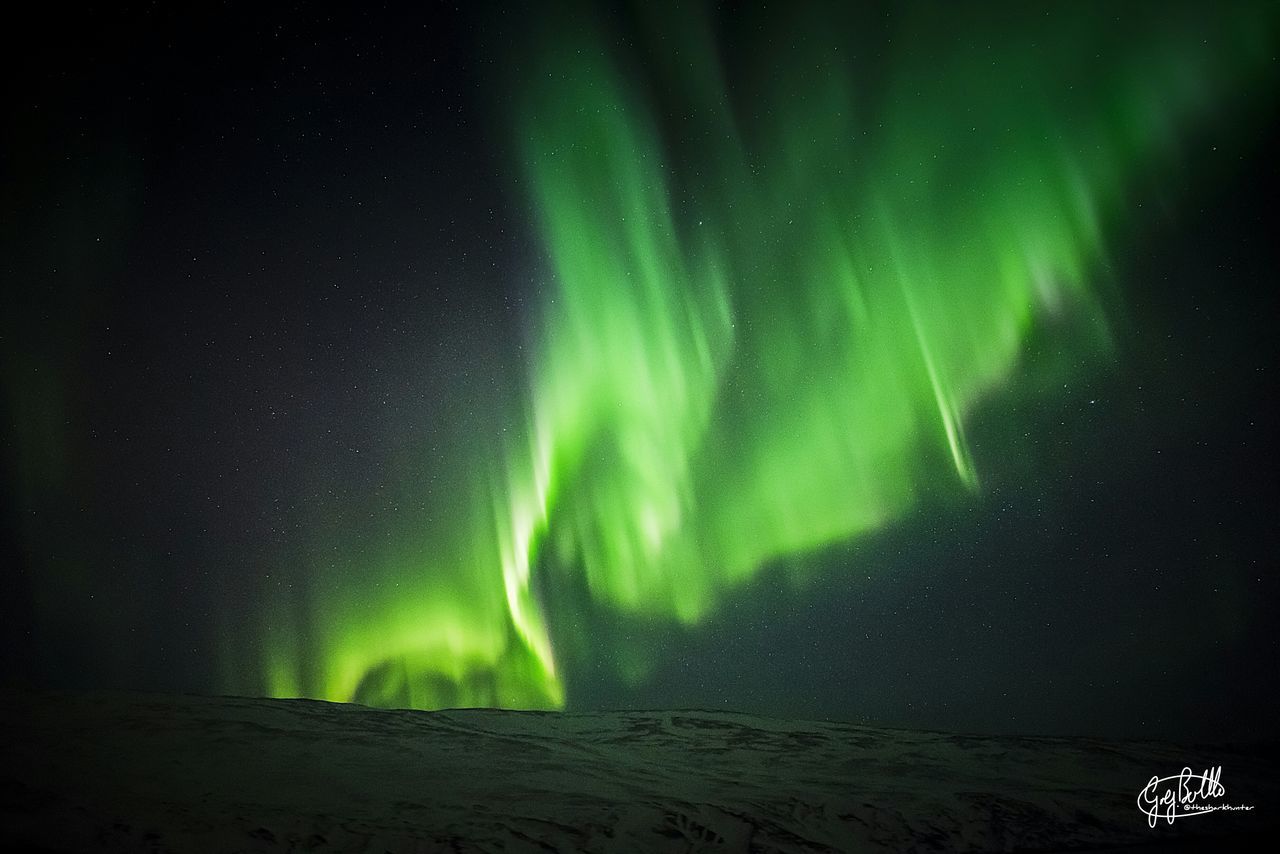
(1, 692, 1274, 852)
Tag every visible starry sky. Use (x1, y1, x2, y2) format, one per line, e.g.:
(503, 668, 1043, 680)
(3, 1, 1278, 741)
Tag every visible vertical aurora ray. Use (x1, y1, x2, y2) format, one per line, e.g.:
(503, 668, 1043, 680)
(244, 1, 1277, 709)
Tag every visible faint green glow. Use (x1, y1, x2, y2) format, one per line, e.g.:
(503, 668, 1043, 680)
(243, 1, 1277, 709)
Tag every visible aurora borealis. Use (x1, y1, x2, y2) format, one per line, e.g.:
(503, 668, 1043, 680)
(4, 1, 1279, 738)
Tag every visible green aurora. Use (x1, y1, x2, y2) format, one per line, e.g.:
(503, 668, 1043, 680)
(246, 2, 1278, 709)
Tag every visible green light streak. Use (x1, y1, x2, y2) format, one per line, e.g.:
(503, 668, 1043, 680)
(241, 1, 1277, 710)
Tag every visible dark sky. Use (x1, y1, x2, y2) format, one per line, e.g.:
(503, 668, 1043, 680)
(3, 1, 1277, 742)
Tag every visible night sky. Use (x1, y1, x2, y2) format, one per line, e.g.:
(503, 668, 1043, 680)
(3, 1, 1278, 742)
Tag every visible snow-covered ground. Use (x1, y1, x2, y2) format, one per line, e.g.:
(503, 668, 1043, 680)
(1, 692, 1273, 852)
